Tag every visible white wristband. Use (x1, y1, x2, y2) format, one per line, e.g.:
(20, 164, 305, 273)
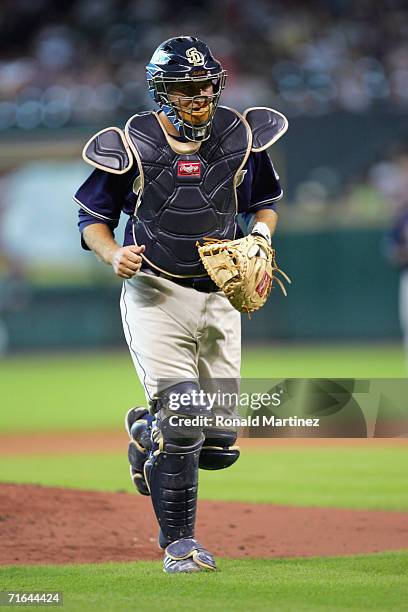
(251, 222, 271, 244)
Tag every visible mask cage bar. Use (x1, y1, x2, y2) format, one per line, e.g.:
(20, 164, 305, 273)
(148, 71, 227, 142)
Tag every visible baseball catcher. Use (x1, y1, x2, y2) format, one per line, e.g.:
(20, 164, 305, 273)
(74, 35, 289, 573)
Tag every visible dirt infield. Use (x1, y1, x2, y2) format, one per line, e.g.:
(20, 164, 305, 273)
(1, 482, 408, 566)
(0, 431, 407, 456)
(1, 433, 407, 566)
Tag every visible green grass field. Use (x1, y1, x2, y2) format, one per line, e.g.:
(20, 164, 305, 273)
(1, 554, 407, 612)
(1, 447, 407, 511)
(1, 344, 406, 433)
(1, 345, 407, 611)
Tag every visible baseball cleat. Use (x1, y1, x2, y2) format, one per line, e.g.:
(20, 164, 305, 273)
(163, 557, 202, 573)
(125, 407, 152, 496)
(163, 538, 217, 573)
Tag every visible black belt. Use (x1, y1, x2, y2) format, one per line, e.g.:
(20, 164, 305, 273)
(143, 268, 218, 293)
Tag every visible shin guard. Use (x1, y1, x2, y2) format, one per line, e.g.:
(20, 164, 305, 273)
(144, 435, 204, 546)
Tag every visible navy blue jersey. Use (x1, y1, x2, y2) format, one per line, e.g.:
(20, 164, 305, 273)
(75, 149, 282, 252)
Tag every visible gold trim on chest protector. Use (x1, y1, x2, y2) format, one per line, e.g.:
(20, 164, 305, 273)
(82, 126, 134, 174)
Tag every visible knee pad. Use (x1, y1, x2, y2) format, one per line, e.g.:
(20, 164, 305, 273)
(156, 380, 212, 418)
(156, 380, 212, 445)
(126, 407, 153, 496)
(199, 429, 240, 470)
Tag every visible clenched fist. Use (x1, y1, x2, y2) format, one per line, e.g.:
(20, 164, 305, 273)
(111, 244, 145, 279)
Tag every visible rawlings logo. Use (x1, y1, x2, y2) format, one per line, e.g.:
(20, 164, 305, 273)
(256, 271, 272, 297)
(177, 161, 201, 177)
(186, 47, 205, 66)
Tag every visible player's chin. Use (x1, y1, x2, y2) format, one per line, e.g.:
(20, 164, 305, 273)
(180, 109, 211, 126)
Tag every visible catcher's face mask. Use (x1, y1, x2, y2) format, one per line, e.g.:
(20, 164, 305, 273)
(168, 79, 214, 126)
(154, 74, 226, 141)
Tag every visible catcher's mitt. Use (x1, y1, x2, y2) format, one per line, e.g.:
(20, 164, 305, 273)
(197, 234, 291, 315)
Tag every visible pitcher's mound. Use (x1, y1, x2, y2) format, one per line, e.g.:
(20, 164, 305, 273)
(1, 483, 407, 565)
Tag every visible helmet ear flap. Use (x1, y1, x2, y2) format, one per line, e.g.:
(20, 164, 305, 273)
(148, 74, 169, 106)
(146, 74, 159, 104)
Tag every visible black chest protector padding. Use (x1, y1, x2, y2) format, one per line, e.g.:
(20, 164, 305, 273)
(244, 108, 287, 152)
(126, 108, 250, 277)
(83, 128, 133, 173)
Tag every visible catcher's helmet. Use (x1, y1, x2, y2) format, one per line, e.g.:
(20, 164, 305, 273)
(146, 36, 227, 142)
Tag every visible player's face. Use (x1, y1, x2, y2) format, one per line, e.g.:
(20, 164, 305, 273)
(168, 80, 215, 126)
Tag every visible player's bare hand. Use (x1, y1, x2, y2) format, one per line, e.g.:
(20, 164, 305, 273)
(111, 245, 145, 278)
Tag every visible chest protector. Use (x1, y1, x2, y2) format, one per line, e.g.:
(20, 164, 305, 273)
(81, 106, 288, 278)
(126, 107, 251, 278)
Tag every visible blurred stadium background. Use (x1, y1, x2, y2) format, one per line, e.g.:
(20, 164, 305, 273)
(1, 6, 407, 605)
(1, 0, 408, 360)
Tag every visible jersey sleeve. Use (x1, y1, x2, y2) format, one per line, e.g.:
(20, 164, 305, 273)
(236, 150, 283, 237)
(74, 168, 125, 223)
(236, 150, 282, 215)
(74, 168, 127, 250)
(247, 150, 283, 212)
